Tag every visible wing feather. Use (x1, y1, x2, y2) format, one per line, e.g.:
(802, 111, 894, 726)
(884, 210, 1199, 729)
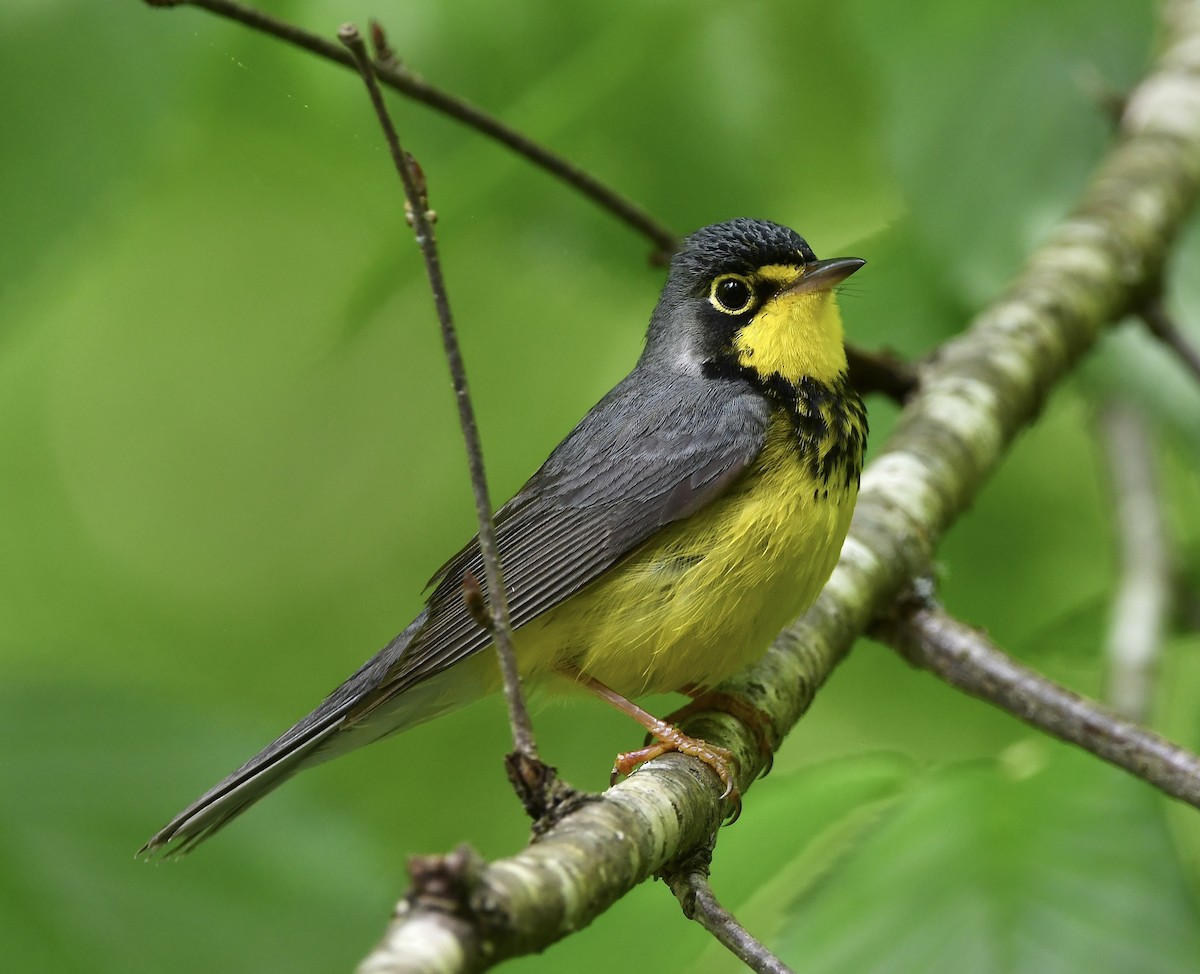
(349, 370, 770, 717)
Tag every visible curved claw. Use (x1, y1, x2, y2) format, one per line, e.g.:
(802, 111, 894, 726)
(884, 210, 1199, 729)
(576, 674, 742, 809)
(612, 730, 741, 805)
(661, 690, 777, 771)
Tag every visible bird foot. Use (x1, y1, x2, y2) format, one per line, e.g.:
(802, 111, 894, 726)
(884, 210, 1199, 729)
(658, 688, 777, 776)
(611, 723, 740, 802)
(572, 672, 742, 813)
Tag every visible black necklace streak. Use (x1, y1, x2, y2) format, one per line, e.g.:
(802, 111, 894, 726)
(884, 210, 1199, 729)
(703, 361, 868, 496)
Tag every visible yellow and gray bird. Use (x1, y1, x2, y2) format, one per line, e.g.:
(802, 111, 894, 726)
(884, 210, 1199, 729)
(142, 218, 867, 855)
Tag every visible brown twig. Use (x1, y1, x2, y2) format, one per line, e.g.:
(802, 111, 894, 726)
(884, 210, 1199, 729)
(661, 847, 795, 974)
(845, 344, 920, 403)
(1140, 293, 1200, 384)
(1097, 398, 1173, 721)
(872, 580, 1200, 809)
(337, 24, 539, 767)
(144, 0, 679, 257)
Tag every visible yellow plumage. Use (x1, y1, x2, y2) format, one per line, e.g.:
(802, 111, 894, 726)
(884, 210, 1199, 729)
(141, 218, 868, 855)
(522, 409, 857, 696)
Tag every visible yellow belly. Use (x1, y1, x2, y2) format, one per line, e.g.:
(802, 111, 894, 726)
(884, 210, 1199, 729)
(516, 413, 858, 698)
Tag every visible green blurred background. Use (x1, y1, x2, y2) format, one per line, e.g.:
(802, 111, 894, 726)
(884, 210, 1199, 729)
(3, 1, 1199, 971)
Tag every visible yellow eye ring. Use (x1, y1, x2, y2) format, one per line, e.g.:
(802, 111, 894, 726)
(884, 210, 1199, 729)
(708, 274, 756, 315)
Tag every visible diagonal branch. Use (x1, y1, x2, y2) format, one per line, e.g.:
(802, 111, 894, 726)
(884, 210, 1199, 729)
(143, 0, 679, 256)
(661, 847, 796, 974)
(359, 2, 1200, 970)
(871, 581, 1200, 807)
(1141, 293, 1200, 383)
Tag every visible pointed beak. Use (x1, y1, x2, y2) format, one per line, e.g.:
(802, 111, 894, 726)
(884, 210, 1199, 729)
(785, 256, 866, 296)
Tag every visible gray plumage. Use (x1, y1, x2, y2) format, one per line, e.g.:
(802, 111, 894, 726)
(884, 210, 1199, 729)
(141, 219, 824, 855)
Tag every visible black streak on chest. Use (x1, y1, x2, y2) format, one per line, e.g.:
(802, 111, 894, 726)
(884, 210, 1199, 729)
(703, 362, 868, 493)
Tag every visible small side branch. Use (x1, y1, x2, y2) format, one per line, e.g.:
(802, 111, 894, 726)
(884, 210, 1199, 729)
(845, 345, 920, 403)
(144, 0, 678, 256)
(661, 848, 796, 974)
(337, 25, 538, 765)
(873, 583, 1200, 809)
(1140, 294, 1200, 384)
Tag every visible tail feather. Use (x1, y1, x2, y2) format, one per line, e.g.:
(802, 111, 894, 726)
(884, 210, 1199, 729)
(140, 618, 425, 858)
(138, 698, 355, 857)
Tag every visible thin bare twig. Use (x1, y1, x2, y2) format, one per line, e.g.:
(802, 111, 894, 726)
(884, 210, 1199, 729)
(337, 24, 539, 766)
(1140, 294, 1200, 383)
(144, 0, 678, 257)
(1097, 398, 1173, 721)
(661, 848, 796, 974)
(142, 0, 925, 385)
(845, 345, 920, 403)
(873, 581, 1200, 809)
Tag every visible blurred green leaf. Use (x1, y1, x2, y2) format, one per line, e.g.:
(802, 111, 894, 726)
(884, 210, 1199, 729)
(772, 744, 1200, 974)
(852, 0, 1151, 304)
(0, 678, 392, 972)
(686, 755, 914, 973)
(3, 0, 1197, 972)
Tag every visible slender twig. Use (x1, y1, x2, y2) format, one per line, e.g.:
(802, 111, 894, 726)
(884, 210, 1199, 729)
(141, 0, 929, 380)
(1140, 294, 1200, 383)
(845, 344, 920, 403)
(1077, 63, 1129, 125)
(1097, 398, 1173, 721)
(661, 848, 796, 974)
(872, 581, 1200, 809)
(144, 0, 678, 256)
(337, 25, 538, 765)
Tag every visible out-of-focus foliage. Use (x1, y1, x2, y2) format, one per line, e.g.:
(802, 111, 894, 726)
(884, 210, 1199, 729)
(2, 1, 1197, 971)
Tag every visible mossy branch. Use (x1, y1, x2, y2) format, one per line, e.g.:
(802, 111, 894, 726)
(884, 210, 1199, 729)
(359, 2, 1200, 970)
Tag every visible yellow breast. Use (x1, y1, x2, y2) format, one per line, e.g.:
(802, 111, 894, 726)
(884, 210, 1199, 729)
(517, 410, 859, 698)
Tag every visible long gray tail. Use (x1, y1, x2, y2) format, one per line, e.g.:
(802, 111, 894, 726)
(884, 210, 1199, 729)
(139, 620, 421, 858)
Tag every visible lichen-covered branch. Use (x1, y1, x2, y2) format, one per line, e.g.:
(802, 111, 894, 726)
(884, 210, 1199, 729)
(360, 3, 1200, 971)
(873, 582, 1200, 807)
(361, 767, 728, 973)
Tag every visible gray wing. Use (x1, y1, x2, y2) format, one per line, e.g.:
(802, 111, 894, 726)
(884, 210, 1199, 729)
(141, 369, 768, 855)
(349, 369, 771, 715)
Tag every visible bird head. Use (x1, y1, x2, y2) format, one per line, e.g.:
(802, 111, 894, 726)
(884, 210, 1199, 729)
(644, 218, 864, 387)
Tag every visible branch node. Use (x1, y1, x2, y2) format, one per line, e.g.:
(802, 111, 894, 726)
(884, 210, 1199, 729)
(336, 21, 364, 54)
(1076, 63, 1128, 124)
(1139, 292, 1200, 384)
(503, 752, 596, 833)
(368, 18, 398, 67)
(401, 152, 436, 227)
(405, 843, 486, 918)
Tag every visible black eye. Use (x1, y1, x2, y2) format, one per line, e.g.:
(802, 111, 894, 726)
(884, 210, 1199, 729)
(710, 275, 754, 315)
